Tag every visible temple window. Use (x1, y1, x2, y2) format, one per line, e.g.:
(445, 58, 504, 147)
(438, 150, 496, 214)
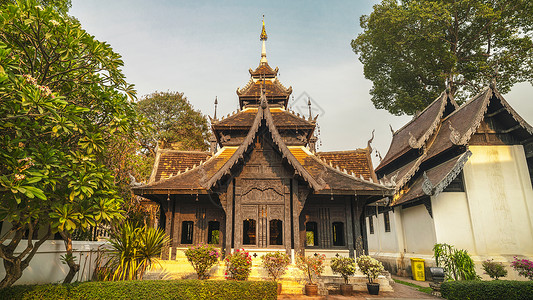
(332, 222, 345, 246)
(369, 216, 374, 234)
(269, 219, 283, 245)
(207, 221, 220, 244)
(243, 219, 256, 245)
(181, 221, 194, 244)
(384, 211, 391, 232)
(305, 222, 318, 246)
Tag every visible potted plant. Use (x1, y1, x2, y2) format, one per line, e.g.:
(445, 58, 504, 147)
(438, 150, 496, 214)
(482, 259, 507, 280)
(261, 251, 291, 294)
(356, 255, 384, 295)
(224, 248, 252, 280)
(330, 256, 356, 296)
(183, 243, 220, 279)
(296, 254, 326, 296)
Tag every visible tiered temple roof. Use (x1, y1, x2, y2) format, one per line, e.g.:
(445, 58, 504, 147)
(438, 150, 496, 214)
(376, 85, 533, 206)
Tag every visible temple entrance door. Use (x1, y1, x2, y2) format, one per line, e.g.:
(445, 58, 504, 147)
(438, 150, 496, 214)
(242, 204, 284, 248)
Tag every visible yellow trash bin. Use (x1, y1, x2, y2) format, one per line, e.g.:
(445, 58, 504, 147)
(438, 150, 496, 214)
(410, 258, 425, 281)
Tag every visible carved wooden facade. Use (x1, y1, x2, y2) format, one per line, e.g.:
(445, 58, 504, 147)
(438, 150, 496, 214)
(133, 24, 393, 258)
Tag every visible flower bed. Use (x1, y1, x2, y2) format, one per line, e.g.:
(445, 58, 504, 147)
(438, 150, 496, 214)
(0, 280, 277, 300)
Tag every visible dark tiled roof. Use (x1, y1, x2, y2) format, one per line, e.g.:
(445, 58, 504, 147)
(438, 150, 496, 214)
(290, 147, 390, 193)
(138, 147, 237, 192)
(249, 62, 278, 78)
(213, 108, 315, 129)
(316, 150, 376, 181)
(379, 85, 533, 206)
(152, 150, 211, 182)
(237, 78, 292, 99)
(376, 92, 456, 172)
(393, 152, 469, 205)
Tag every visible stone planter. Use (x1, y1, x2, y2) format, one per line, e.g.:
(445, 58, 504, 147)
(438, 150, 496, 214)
(340, 283, 353, 296)
(305, 284, 319, 296)
(366, 282, 380, 295)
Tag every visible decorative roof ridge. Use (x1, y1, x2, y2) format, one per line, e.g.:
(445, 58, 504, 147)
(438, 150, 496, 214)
(422, 150, 472, 197)
(273, 78, 292, 94)
(392, 91, 448, 136)
(492, 88, 533, 135)
(408, 92, 454, 149)
(236, 78, 255, 95)
(317, 149, 369, 155)
(307, 148, 392, 189)
(393, 153, 428, 192)
(284, 108, 316, 125)
(138, 150, 222, 189)
(263, 100, 324, 191)
(156, 149, 211, 155)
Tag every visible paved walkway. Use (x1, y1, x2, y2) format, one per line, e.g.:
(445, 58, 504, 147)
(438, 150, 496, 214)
(279, 276, 440, 300)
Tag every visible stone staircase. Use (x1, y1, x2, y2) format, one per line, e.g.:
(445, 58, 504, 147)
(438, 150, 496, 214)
(144, 249, 393, 295)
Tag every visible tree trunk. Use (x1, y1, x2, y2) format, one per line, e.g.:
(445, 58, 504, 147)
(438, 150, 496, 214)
(60, 231, 80, 284)
(0, 223, 52, 288)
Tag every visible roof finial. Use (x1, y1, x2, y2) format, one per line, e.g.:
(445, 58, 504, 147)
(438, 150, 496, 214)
(213, 96, 218, 120)
(307, 97, 312, 120)
(260, 15, 268, 64)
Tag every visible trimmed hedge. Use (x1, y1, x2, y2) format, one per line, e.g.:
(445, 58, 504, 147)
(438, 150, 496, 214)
(0, 280, 277, 300)
(441, 280, 533, 300)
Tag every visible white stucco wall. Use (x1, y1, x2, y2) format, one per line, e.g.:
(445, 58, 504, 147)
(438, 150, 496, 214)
(0, 240, 107, 285)
(401, 205, 436, 254)
(432, 192, 477, 253)
(366, 209, 400, 254)
(462, 145, 533, 257)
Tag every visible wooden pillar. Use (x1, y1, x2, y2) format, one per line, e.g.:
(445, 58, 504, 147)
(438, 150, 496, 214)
(234, 185, 242, 249)
(161, 198, 172, 260)
(224, 181, 234, 256)
(345, 196, 355, 258)
(353, 196, 367, 256)
(291, 179, 302, 255)
(171, 198, 181, 260)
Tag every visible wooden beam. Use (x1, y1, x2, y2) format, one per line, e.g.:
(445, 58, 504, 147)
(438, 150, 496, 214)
(486, 107, 506, 117)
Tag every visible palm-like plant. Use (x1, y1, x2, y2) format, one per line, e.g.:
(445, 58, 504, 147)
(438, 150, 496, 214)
(103, 222, 169, 281)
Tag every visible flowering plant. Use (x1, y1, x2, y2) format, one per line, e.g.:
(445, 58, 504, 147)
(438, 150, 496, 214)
(296, 254, 326, 285)
(511, 257, 533, 280)
(184, 243, 220, 279)
(261, 251, 291, 281)
(482, 259, 507, 280)
(356, 255, 384, 283)
(225, 249, 252, 280)
(331, 256, 357, 284)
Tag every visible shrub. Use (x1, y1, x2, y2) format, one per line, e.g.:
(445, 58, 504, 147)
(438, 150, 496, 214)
(511, 257, 533, 280)
(441, 280, 533, 300)
(433, 243, 479, 281)
(356, 255, 384, 283)
(103, 223, 170, 280)
(330, 256, 357, 284)
(482, 259, 507, 280)
(184, 243, 220, 279)
(225, 249, 252, 280)
(295, 254, 326, 285)
(0, 280, 277, 300)
(261, 251, 291, 281)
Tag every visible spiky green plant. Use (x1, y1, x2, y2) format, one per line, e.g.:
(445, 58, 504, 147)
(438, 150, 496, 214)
(103, 222, 169, 281)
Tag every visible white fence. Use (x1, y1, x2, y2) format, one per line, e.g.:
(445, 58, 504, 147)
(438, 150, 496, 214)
(0, 240, 108, 285)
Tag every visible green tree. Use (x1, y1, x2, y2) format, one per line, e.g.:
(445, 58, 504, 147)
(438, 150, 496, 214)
(0, 1, 139, 287)
(136, 91, 209, 155)
(352, 0, 533, 115)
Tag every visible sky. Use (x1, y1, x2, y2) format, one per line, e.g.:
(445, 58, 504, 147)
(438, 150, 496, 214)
(70, 0, 533, 166)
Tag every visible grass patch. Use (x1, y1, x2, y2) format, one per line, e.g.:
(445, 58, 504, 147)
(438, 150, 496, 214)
(393, 278, 432, 294)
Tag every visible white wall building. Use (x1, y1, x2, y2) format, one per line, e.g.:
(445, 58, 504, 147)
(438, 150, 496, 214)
(368, 86, 533, 280)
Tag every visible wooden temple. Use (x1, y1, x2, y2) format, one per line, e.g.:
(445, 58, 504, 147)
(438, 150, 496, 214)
(133, 21, 393, 259)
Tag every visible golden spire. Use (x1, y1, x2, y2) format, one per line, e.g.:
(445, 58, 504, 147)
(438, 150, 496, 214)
(260, 15, 268, 64)
(260, 15, 267, 41)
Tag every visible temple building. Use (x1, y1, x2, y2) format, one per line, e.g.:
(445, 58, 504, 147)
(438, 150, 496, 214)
(368, 85, 533, 279)
(133, 21, 393, 259)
